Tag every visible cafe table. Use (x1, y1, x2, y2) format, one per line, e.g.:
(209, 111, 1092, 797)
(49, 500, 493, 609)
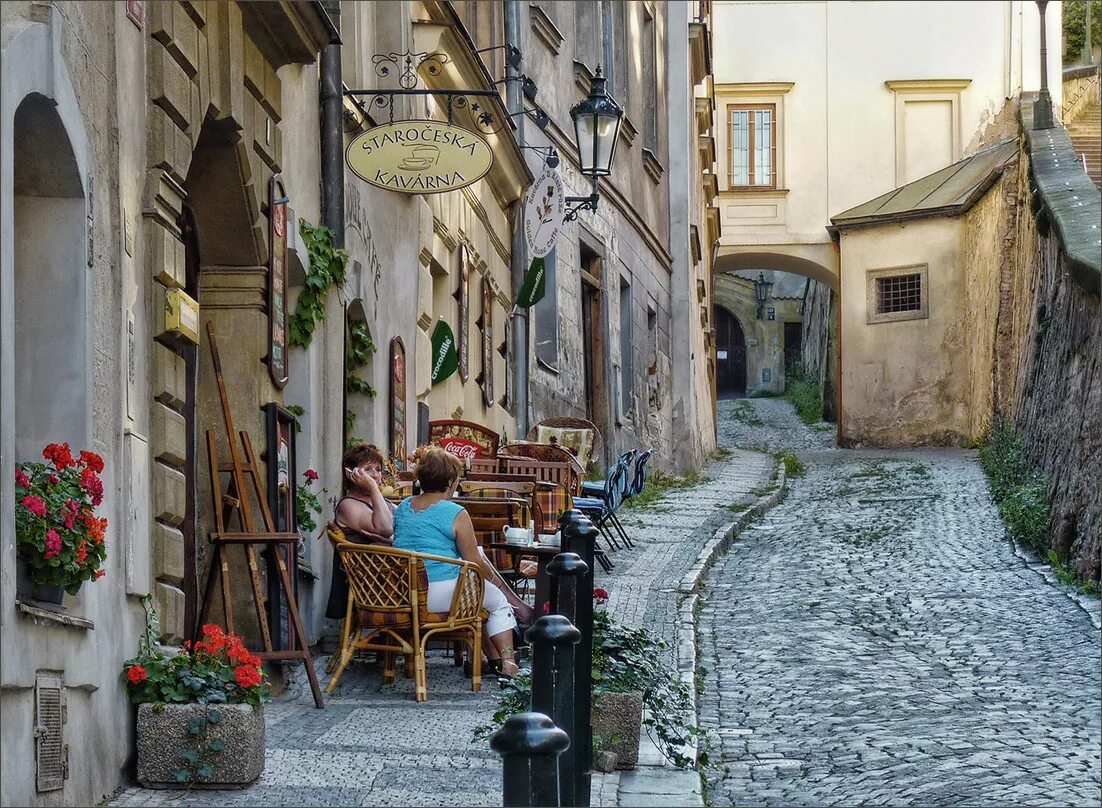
(486, 540, 563, 615)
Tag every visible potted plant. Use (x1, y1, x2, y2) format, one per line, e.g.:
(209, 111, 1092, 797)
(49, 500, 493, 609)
(122, 620, 270, 789)
(475, 589, 702, 770)
(14, 442, 108, 603)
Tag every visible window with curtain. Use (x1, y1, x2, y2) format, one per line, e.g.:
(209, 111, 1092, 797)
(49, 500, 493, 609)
(728, 105, 776, 189)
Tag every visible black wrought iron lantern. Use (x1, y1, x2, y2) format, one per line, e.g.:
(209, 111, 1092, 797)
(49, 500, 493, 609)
(754, 272, 773, 319)
(564, 66, 624, 220)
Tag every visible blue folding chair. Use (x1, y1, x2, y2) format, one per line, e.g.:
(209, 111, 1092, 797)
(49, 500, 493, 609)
(573, 456, 631, 564)
(606, 448, 652, 548)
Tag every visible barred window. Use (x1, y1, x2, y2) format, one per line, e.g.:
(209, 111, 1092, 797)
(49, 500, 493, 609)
(876, 273, 922, 314)
(866, 265, 928, 324)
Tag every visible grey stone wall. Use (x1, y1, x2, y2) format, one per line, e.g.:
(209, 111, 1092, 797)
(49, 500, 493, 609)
(1006, 102, 1101, 581)
(799, 280, 837, 422)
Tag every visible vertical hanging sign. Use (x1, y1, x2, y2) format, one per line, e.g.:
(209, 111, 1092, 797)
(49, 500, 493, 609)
(268, 175, 290, 388)
(481, 276, 494, 408)
(390, 337, 407, 468)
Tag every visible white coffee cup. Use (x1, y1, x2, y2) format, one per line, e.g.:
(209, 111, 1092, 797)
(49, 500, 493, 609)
(538, 533, 561, 547)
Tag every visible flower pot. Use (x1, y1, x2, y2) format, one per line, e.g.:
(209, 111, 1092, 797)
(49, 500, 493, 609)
(592, 690, 643, 769)
(136, 703, 265, 789)
(15, 557, 65, 604)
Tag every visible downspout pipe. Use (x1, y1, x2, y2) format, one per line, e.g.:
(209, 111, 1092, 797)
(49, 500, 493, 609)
(320, 1, 344, 247)
(506, 0, 529, 438)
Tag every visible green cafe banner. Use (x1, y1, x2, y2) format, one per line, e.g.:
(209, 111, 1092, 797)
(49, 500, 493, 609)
(515, 257, 546, 310)
(430, 319, 459, 385)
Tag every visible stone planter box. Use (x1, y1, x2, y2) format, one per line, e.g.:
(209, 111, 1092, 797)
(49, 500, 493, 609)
(137, 703, 265, 789)
(592, 690, 642, 769)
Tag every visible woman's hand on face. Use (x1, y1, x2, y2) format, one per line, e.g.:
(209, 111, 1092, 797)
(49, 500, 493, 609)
(345, 466, 375, 491)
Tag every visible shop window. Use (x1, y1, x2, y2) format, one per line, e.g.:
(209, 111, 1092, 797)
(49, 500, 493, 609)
(866, 265, 929, 324)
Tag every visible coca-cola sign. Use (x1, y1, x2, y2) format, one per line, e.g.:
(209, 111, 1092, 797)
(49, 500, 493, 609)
(439, 438, 482, 460)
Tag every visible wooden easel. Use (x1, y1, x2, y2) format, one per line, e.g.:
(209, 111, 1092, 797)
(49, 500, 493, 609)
(196, 322, 324, 709)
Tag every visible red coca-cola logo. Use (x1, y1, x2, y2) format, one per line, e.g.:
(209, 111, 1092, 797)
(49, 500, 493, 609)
(440, 438, 482, 459)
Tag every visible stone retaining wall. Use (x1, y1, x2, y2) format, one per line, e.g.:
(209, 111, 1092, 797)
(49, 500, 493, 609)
(1002, 100, 1101, 581)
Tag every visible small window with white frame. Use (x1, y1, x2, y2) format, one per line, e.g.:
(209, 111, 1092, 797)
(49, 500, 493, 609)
(866, 264, 929, 324)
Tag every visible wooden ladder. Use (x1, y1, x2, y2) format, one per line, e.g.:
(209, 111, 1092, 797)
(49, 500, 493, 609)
(196, 321, 324, 708)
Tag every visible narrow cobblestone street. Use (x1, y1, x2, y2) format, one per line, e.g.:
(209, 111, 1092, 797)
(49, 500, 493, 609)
(699, 398, 1102, 807)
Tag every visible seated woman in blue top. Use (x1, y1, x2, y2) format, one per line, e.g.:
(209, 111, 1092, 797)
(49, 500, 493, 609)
(394, 447, 533, 677)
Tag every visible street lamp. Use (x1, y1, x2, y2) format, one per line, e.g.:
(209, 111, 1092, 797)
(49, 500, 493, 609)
(754, 272, 773, 320)
(1034, 0, 1054, 129)
(564, 66, 624, 221)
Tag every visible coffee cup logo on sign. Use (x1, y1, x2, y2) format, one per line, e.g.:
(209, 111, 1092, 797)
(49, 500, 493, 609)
(523, 167, 565, 259)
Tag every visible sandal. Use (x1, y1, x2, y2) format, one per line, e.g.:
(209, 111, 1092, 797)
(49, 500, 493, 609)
(497, 660, 521, 679)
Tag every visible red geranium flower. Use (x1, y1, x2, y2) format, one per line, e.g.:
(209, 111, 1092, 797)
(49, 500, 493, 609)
(15, 468, 30, 489)
(94, 569, 105, 580)
(80, 468, 104, 506)
(234, 664, 263, 689)
(44, 530, 62, 560)
(127, 664, 147, 684)
(43, 442, 74, 470)
(593, 587, 609, 605)
(21, 494, 47, 518)
(80, 450, 105, 474)
(303, 469, 320, 482)
(76, 540, 88, 564)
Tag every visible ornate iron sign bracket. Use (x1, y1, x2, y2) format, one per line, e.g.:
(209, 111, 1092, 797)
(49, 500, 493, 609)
(345, 49, 517, 136)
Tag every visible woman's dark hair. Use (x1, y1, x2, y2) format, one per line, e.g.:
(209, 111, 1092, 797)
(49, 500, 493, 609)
(342, 443, 386, 474)
(414, 447, 463, 493)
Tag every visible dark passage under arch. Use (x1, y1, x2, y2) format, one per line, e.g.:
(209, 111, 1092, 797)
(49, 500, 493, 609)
(715, 307, 747, 399)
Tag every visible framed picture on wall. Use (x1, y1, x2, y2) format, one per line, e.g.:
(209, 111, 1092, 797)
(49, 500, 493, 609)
(390, 337, 407, 467)
(481, 276, 494, 408)
(456, 244, 470, 383)
(268, 175, 290, 388)
(263, 401, 298, 650)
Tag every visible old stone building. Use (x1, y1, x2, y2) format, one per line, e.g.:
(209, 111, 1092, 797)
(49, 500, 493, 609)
(0, 2, 719, 804)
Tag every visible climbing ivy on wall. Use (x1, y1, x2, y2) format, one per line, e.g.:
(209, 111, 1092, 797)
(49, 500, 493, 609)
(345, 319, 377, 399)
(288, 220, 349, 349)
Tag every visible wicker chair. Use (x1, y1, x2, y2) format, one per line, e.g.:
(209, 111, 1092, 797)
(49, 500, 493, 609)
(326, 543, 486, 702)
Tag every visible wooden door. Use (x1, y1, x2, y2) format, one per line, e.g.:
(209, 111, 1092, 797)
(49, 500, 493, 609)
(784, 321, 803, 373)
(715, 307, 746, 398)
(178, 206, 201, 640)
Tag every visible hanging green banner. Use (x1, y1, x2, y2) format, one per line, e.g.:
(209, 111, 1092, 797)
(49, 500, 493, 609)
(515, 256, 546, 310)
(430, 319, 459, 385)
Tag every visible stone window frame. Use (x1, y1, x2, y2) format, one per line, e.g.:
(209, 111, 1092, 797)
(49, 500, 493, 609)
(714, 82, 794, 194)
(885, 79, 972, 186)
(865, 263, 929, 325)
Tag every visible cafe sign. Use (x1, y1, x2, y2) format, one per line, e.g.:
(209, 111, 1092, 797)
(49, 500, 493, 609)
(346, 120, 494, 195)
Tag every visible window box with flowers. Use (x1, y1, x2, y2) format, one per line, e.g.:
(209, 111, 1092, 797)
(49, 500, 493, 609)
(14, 443, 108, 605)
(122, 620, 271, 789)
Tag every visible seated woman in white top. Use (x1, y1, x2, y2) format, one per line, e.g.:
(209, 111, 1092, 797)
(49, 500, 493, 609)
(394, 448, 533, 678)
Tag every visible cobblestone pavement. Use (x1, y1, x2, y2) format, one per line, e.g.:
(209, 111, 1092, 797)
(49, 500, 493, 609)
(109, 433, 775, 808)
(699, 398, 1102, 807)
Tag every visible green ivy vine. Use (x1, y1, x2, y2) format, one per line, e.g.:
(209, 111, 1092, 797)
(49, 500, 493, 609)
(345, 319, 377, 398)
(288, 220, 349, 349)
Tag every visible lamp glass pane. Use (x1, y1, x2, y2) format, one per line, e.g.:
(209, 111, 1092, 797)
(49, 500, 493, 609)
(575, 114, 596, 173)
(593, 110, 620, 174)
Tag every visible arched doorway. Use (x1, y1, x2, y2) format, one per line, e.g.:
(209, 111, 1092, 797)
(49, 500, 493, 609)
(180, 119, 268, 640)
(715, 307, 747, 398)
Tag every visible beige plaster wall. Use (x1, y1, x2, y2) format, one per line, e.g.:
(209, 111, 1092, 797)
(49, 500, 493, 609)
(713, 274, 803, 396)
(838, 218, 971, 446)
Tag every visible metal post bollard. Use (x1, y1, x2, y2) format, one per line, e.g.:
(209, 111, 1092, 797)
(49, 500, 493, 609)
(558, 511, 598, 807)
(526, 614, 582, 717)
(491, 712, 571, 807)
(547, 552, 589, 807)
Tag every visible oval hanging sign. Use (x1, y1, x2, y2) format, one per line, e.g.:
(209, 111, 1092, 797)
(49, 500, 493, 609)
(346, 120, 494, 195)
(523, 166, 565, 258)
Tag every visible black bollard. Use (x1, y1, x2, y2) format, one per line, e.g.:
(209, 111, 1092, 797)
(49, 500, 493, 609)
(526, 615, 582, 715)
(547, 552, 589, 807)
(558, 511, 598, 807)
(491, 712, 571, 807)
